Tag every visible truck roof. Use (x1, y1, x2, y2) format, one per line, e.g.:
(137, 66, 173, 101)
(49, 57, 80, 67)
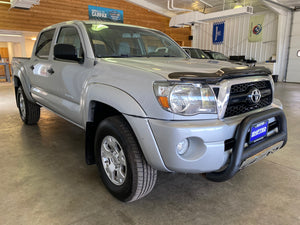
(40, 20, 157, 33)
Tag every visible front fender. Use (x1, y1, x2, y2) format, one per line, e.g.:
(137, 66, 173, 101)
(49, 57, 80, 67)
(81, 83, 147, 127)
(81, 83, 169, 171)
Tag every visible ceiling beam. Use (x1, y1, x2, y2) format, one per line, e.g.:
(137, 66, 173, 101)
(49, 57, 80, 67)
(125, 0, 176, 18)
(263, 0, 294, 12)
(170, 6, 253, 27)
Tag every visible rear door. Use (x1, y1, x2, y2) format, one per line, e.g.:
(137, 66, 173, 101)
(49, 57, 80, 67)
(27, 28, 56, 95)
(27, 28, 61, 109)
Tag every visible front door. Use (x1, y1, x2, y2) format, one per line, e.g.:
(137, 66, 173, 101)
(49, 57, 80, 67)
(48, 26, 89, 125)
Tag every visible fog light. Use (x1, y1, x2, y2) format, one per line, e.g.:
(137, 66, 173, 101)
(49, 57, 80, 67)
(176, 139, 189, 155)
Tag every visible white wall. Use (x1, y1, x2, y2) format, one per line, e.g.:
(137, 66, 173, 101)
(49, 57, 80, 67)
(24, 38, 36, 57)
(0, 30, 38, 61)
(12, 43, 22, 59)
(192, 11, 278, 63)
(286, 11, 300, 83)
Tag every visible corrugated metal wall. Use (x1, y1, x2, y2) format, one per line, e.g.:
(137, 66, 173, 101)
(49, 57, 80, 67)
(192, 12, 278, 63)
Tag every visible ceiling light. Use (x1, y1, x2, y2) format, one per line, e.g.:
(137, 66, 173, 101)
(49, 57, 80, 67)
(0, 34, 22, 37)
(0, 1, 11, 5)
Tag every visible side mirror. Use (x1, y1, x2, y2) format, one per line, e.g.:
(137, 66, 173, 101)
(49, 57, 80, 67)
(54, 44, 82, 63)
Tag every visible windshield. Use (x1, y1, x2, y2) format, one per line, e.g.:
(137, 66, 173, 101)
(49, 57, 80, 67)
(210, 52, 228, 61)
(184, 48, 209, 59)
(85, 23, 188, 58)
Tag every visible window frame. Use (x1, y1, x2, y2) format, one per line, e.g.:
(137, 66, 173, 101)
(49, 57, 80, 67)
(54, 25, 85, 63)
(35, 29, 56, 59)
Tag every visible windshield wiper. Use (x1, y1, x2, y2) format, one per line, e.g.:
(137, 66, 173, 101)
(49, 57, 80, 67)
(146, 55, 177, 58)
(97, 55, 147, 58)
(97, 55, 126, 58)
(163, 55, 177, 57)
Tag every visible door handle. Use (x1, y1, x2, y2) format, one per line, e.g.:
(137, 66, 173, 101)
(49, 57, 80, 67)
(47, 68, 55, 74)
(30, 65, 35, 70)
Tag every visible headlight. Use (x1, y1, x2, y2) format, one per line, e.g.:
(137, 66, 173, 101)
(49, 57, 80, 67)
(153, 81, 217, 115)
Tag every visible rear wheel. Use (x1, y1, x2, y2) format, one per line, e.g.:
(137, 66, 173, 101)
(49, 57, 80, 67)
(94, 116, 157, 202)
(17, 86, 40, 125)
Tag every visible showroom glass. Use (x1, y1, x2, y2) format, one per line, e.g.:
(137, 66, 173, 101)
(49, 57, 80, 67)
(56, 27, 84, 60)
(84, 23, 188, 58)
(35, 29, 55, 59)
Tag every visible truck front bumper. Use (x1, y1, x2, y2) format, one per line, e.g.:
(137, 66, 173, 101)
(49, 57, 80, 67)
(147, 108, 287, 177)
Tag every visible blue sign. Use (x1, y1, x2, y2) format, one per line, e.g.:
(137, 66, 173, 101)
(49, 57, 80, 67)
(88, 5, 123, 23)
(250, 120, 268, 143)
(213, 22, 225, 45)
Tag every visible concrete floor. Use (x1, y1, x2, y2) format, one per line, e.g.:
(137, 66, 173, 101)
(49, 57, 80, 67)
(0, 81, 299, 225)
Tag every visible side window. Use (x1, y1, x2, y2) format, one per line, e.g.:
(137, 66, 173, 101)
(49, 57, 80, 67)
(56, 27, 83, 60)
(35, 29, 55, 59)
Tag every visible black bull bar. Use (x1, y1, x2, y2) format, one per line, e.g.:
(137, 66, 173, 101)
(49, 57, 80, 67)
(206, 108, 287, 182)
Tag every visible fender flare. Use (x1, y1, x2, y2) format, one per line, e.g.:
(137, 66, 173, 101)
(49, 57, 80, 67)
(82, 83, 147, 126)
(82, 83, 169, 171)
(13, 67, 35, 103)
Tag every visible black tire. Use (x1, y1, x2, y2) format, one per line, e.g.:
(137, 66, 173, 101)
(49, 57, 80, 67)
(17, 86, 40, 125)
(94, 116, 157, 202)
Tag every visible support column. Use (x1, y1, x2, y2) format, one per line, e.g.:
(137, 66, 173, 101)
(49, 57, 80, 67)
(7, 42, 14, 63)
(20, 37, 27, 57)
(274, 11, 293, 81)
(263, 1, 293, 81)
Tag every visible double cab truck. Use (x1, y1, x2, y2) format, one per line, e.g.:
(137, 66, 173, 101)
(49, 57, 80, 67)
(12, 20, 287, 202)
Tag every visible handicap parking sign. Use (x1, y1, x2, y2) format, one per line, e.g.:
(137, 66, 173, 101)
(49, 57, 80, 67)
(213, 22, 225, 44)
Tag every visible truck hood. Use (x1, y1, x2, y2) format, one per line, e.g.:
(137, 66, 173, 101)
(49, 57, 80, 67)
(101, 57, 238, 80)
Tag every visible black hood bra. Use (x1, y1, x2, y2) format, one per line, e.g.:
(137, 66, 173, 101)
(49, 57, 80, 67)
(168, 66, 271, 84)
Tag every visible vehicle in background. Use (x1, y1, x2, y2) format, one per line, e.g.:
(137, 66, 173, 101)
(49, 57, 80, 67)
(184, 48, 257, 66)
(203, 49, 257, 66)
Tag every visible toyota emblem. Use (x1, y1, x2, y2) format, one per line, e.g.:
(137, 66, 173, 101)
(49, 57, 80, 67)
(250, 88, 261, 104)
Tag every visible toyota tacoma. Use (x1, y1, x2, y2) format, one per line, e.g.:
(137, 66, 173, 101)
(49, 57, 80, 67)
(12, 20, 287, 202)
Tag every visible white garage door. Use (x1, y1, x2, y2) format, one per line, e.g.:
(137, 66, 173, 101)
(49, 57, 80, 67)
(286, 11, 300, 83)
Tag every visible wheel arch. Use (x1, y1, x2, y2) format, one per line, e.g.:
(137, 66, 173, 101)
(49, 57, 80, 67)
(13, 68, 35, 103)
(82, 83, 147, 126)
(83, 84, 147, 165)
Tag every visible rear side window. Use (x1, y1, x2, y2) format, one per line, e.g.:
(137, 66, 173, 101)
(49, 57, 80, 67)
(35, 29, 55, 59)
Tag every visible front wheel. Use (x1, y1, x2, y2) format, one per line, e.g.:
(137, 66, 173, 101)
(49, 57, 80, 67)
(17, 86, 40, 125)
(94, 116, 157, 202)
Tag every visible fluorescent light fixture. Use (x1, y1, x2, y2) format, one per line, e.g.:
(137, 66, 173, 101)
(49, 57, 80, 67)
(0, 34, 22, 37)
(0, 1, 11, 4)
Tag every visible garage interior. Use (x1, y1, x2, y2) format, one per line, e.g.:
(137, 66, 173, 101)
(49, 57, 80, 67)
(0, 0, 299, 224)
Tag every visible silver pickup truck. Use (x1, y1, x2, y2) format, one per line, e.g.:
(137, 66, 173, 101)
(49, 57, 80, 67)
(12, 20, 287, 202)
